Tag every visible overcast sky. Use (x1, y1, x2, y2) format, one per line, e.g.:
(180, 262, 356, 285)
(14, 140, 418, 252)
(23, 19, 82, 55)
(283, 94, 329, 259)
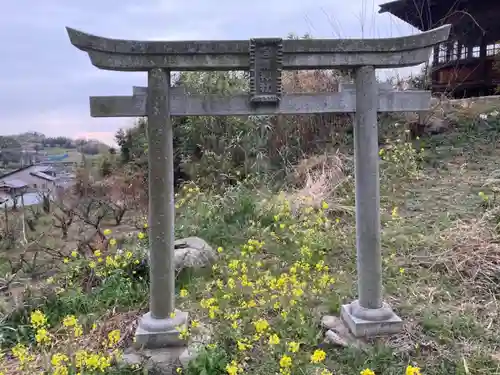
(0, 0, 419, 145)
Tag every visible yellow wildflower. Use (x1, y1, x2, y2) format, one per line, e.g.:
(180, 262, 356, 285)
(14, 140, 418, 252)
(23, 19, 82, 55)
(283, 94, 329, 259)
(226, 361, 240, 375)
(30, 310, 47, 328)
(406, 365, 421, 375)
(53, 366, 69, 375)
(35, 328, 51, 344)
(253, 318, 269, 333)
(109, 238, 117, 246)
(138, 232, 145, 239)
(287, 341, 300, 353)
(237, 340, 251, 351)
(310, 349, 326, 363)
(51, 353, 69, 366)
(268, 334, 280, 346)
(176, 325, 189, 340)
(63, 315, 78, 327)
(360, 369, 375, 375)
(279, 355, 292, 368)
(103, 229, 112, 236)
(108, 330, 121, 347)
(179, 289, 189, 298)
(391, 207, 398, 218)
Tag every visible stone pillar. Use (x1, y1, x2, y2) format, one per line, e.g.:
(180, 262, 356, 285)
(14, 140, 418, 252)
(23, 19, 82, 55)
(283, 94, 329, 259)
(148, 68, 175, 318)
(340, 65, 403, 337)
(135, 68, 188, 348)
(354, 66, 382, 310)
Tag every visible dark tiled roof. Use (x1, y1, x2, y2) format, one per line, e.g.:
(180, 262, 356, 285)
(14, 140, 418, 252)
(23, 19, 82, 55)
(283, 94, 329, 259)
(0, 178, 28, 188)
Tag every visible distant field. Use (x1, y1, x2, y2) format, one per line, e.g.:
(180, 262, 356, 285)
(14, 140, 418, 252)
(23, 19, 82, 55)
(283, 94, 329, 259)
(43, 148, 100, 162)
(43, 147, 76, 155)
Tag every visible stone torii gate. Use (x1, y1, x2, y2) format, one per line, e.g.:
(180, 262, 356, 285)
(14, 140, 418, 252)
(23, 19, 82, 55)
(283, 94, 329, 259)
(66, 25, 450, 345)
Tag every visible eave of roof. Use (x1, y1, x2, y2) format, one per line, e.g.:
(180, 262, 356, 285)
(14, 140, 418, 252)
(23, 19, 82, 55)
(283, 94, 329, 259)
(378, 0, 480, 31)
(30, 172, 56, 182)
(0, 178, 28, 189)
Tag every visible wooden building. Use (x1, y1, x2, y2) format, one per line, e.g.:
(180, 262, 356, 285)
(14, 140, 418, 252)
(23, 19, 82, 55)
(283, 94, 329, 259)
(379, 0, 500, 98)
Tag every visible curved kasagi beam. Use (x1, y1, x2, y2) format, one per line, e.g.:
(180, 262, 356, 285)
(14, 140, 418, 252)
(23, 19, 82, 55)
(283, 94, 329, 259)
(66, 25, 451, 71)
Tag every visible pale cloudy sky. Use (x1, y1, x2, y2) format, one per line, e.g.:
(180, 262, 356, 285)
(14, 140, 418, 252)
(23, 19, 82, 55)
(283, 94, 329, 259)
(0, 0, 419, 145)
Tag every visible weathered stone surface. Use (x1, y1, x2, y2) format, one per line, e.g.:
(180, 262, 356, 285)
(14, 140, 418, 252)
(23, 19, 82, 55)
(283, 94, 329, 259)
(144, 237, 216, 272)
(425, 116, 451, 134)
(67, 25, 450, 55)
(135, 310, 189, 349)
(66, 25, 451, 71)
(340, 301, 403, 338)
(249, 38, 283, 104)
(123, 323, 212, 374)
(90, 90, 432, 118)
(122, 346, 185, 375)
(147, 68, 175, 320)
(409, 115, 452, 138)
(173, 237, 217, 271)
(322, 315, 367, 350)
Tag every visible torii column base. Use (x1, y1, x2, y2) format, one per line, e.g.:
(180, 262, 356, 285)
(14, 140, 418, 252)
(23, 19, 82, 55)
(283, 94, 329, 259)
(340, 300, 402, 338)
(134, 310, 189, 349)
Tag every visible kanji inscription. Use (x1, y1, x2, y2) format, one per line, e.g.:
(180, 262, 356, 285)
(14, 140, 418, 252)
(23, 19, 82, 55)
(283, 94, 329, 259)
(249, 38, 283, 104)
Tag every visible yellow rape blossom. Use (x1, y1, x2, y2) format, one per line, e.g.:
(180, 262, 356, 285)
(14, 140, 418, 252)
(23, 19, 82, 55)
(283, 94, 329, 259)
(108, 330, 121, 347)
(35, 328, 50, 345)
(287, 341, 300, 353)
(30, 310, 47, 328)
(63, 315, 78, 327)
(268, 334, 280, 346)
(310, 349, 326, 364)
(406, 365, 421, 375)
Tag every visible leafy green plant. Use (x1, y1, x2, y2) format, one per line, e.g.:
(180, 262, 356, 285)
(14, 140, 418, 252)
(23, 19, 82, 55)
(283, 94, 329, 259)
(186, 345, 229, 375)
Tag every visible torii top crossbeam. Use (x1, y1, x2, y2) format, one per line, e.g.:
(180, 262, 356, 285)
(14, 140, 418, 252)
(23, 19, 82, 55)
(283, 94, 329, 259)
(66, 25, 451, 72)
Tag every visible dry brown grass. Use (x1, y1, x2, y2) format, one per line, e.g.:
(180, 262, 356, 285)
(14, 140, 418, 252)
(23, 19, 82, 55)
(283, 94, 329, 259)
(84, 310, 140, 350)
(427, 216, 500, 291)
(284, 151, 354, 214)
(268, 69, 353, 159)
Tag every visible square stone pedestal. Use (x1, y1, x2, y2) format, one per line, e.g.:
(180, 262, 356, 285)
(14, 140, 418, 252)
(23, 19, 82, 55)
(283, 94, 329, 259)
(123, 346, 186, 374)
(340, 300, 403, 337)
(123, 316, 211, 374)
(134, 310, 189, 349)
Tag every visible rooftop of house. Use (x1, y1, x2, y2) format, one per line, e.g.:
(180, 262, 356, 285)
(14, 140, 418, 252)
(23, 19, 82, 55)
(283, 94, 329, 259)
(0, 164, 54, 180)
(30, 171, 56, 182)
(0, 178, 28, 189)
(379, 0, 499, 39)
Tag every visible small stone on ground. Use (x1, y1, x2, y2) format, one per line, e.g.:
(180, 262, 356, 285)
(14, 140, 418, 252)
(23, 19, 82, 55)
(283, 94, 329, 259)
(321, 315, 366, 350)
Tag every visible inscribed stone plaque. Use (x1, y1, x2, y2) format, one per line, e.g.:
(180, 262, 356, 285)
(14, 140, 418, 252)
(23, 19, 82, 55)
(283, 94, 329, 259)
(249, 38, 283, 104)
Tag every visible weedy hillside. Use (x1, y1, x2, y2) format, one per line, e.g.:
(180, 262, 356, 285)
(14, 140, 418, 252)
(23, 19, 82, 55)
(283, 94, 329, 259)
(1, 70, 500, 375)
